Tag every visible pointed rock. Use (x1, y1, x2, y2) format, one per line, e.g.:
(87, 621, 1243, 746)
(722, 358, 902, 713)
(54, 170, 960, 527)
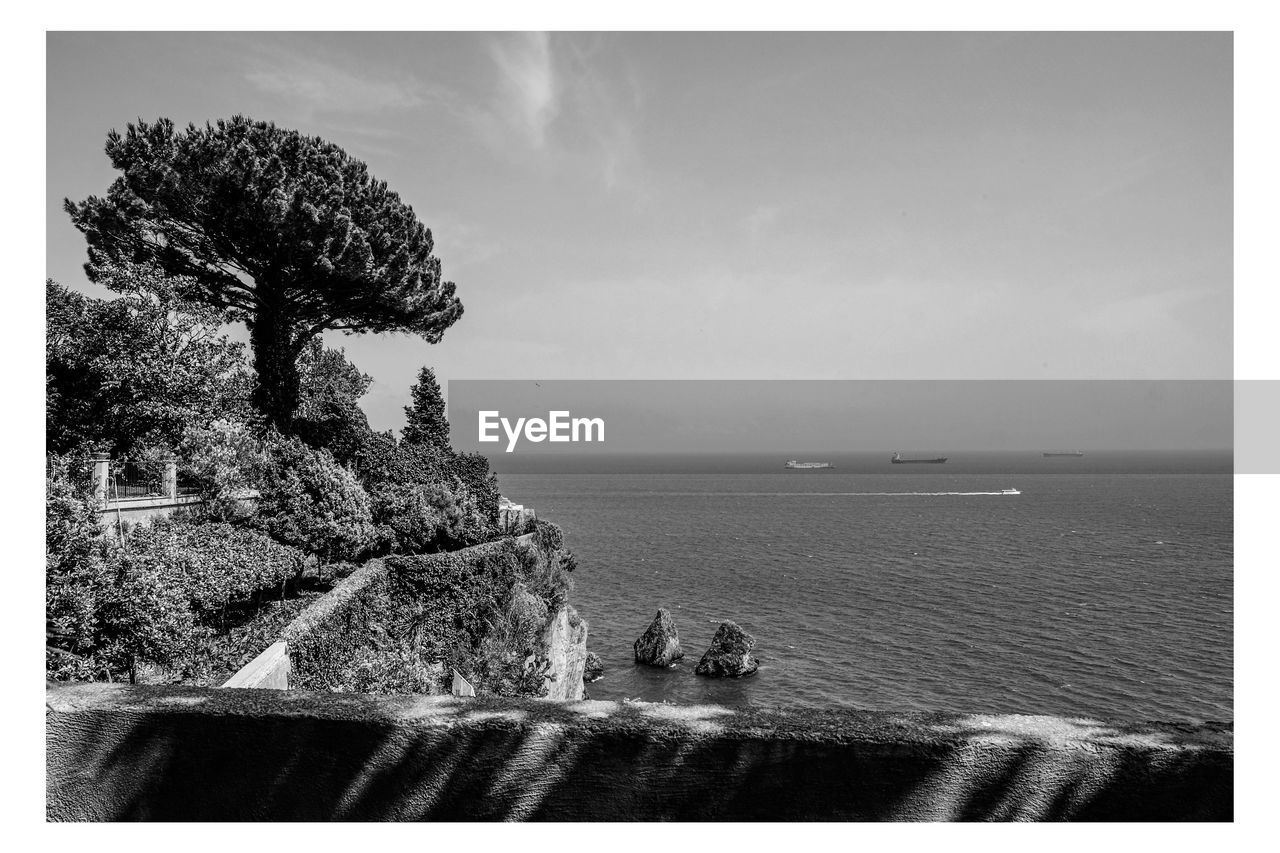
(695, 621, 759, 677)
(584, 651, 605, 683)
(633, 608, 684, 667)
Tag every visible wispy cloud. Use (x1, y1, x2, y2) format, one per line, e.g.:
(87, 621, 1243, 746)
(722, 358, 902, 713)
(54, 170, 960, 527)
(244, 53, 428, 114)
(472, 33, 647, 196)
(486, 32, 560, 149)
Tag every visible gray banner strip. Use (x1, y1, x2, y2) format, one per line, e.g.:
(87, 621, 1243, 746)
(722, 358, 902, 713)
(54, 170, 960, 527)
(444, 379, 1249, 472)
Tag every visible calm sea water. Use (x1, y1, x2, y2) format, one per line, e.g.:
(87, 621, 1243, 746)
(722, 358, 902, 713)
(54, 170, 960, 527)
(497, 452, 1232, 723)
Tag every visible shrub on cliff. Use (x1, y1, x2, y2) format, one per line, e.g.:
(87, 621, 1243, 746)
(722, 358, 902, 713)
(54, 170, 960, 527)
(252, 434, 376, 562)
(371, 479, 492, 554)
(354, 431, 498, 553)
(474, 583, 553, 697)
(387, 540, 525, 681)
(445, 451, 500, 528)
(372, 535, 573, 697)
(528, 522, 576, 611)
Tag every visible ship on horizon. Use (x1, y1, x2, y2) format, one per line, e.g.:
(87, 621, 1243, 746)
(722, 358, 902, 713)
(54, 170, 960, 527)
(1043, 450, 1085, 457)
(890, 452, 947, 464)
(785, 460, 833, 469)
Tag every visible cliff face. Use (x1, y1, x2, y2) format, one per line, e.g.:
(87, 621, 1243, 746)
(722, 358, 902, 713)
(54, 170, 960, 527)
(542, 605, 588, 701)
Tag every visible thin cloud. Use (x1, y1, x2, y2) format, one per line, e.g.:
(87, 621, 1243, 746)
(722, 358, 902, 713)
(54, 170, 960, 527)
(486, 32, 560, 149)
(244, 54, 427, 114)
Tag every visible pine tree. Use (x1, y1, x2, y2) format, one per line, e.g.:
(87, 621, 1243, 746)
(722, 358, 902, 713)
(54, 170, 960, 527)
(402, 366, 450, 451)
(66, 116, 463, 432)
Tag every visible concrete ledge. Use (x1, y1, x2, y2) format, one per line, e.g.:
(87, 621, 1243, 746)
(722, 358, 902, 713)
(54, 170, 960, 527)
(221, 642, 290, 689)
(278, 559, 389, 648)
(97, 494, 205, 526)
(98, 491, 260, 527)
(45, 682, 1232, 821)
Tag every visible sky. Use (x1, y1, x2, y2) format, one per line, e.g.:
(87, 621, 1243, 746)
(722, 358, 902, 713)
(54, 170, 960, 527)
(46, 32, 1233, 435)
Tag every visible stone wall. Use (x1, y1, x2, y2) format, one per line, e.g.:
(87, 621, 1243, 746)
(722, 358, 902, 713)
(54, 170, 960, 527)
(233, 532, 588, 700)
(45, 682, 1232, 821)
(98, 494, 206, 528)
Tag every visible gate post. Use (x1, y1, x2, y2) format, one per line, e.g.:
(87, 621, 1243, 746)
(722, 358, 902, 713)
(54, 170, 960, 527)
(89, 452, 111, 504)
(161, 453, 178, 499)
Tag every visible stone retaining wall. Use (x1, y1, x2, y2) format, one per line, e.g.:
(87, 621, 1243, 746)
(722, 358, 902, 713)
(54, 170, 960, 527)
(45, 682, 1232, 821)
(226, 533, 589, 699)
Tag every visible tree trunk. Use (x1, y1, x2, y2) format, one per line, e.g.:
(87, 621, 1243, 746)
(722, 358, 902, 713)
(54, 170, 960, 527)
(248, 308, 306, 434)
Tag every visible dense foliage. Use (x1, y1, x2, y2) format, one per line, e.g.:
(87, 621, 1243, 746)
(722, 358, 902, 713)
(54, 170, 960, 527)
(178, 418, 269, 522)
(293, 339, 372, 464)
(127, 520, 306, 617)
(46, 458, 309, 683)
(252, 434, 376, 562)
(48, 116, 547, 694)
(66, 116, 463, 431)
(287, 528, 576, 698)
(353, 430, 498, 554)
(46, 268, 250, 456)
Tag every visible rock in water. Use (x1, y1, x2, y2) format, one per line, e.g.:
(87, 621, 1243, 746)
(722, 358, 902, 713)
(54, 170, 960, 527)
(695, 621, 759, 677)
(584, 651, 605, 683)
(633, 608, 684, 667)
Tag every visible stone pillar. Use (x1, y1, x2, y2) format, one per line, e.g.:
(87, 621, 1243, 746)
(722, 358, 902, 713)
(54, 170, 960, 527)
(161, 454, 178, 499)
(89, 452, 111, 504)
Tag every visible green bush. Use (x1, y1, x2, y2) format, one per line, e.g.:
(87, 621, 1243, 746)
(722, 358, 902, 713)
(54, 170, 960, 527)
(293, 340, 373, 466)
(126, 520, 307, 616)
(179, 418, 268, 522)
(46, 456, 112, 680)
(46, 271, 252, 458)
(355, 432, 497, 554)
(45, 479, 201, 684)
(284, 530, 582, 698)
(46, 455, 311, 683)
(253, 433, 376, 562)
(384, 540, 526, 680)
(528, 521, 576, 611)
(474, 583, 553, 697)
(91, 542, 202, 683)
(448, 451, 501, 527)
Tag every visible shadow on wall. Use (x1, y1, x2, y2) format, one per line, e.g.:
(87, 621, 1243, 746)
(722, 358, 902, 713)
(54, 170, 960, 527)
(45, 683, 1232, 822)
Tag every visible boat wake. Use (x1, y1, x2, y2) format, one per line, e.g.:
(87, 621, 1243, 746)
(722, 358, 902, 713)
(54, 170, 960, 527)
(691, 490, 1023, 497)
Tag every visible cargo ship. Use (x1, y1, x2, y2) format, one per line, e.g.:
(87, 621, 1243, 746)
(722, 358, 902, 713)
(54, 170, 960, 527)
(785, 460, 833, 469)
(890, 452, 947, 464)
(1043, 451, 1084, 457)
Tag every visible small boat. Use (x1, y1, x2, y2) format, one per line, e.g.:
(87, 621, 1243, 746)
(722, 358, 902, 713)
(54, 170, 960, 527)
(1001, 488, 1021, 495)
(891, 452, 947, 464)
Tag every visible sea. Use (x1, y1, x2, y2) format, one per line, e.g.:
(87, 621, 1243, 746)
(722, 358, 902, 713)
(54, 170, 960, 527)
(495, 451, 1233, 723)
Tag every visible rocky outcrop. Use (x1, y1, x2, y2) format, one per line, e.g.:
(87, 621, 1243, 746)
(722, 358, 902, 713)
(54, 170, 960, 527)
(583, 651, 605, 683)
(542, 605, 589, 700)
(695, 621, 759, 677)
(633, 608, 684, 667)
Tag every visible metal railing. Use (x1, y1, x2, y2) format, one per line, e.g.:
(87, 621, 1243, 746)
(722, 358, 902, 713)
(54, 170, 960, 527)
(109, 463, 163, 499)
